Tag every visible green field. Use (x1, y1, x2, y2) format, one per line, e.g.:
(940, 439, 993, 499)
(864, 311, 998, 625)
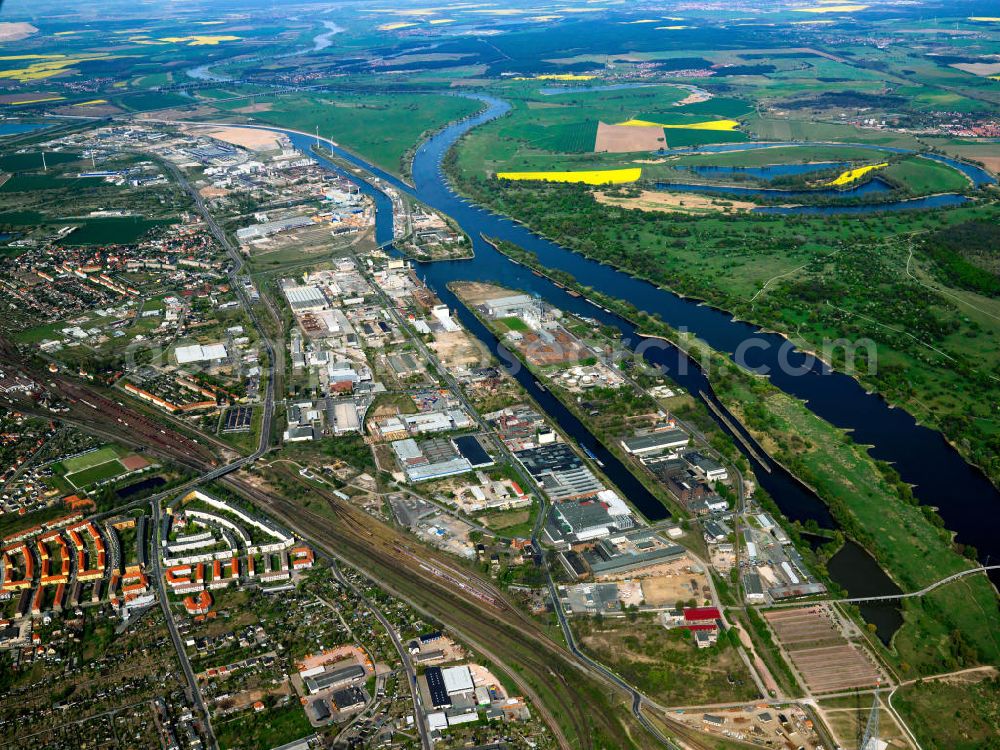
(65, 459, 128, 489)
(893, 676, 1000, 750)
(246, 91, 484, 177)
(882, 156, 971, 194)
(524, 120, 599, 152)
(498, 316, 530, 331)
(574, 614, 758, 706)
(453, 83, 754, 176)
(60, 446, 122, 473)
(116, 91, 199, 111)
(0, 152, 81, 171)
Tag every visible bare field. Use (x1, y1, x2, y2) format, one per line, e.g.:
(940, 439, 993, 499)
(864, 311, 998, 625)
(194, 125, 283, 151)
(430, 329, 484, 369)
(232, 102, 274, 114)
(979, 156, 1000, 175)
(450, 281, 511, 306)
(764, 607, 885, 693)
(595, 190, 755, 214)
(594, 121, 666, 153)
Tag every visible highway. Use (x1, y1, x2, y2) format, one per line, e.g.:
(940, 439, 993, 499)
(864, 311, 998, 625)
(150, 496, 218, 749)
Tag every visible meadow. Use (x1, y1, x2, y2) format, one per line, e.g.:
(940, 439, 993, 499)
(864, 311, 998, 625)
(243, 91, 483, 177)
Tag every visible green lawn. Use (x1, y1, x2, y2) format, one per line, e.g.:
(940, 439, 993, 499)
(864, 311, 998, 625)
(882, 156, 970, 194)
(65, 459, 127, 489)
(214, 702, 312, 750)
(498, 316, 529, 332)
(249, 91, 483, 177)
(60, 446, 122, 473)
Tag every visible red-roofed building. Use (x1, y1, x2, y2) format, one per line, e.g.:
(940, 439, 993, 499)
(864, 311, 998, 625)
(290, 546, 314, 570)
(183, 590, 213, 616)
(682, 607, 721, 628)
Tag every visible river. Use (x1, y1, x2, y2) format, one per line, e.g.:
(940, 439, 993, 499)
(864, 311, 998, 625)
(312, 21, 345, 52)
(249, 96, 998, 631)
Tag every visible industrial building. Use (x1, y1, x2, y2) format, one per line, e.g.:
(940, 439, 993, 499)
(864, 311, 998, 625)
(583, 529, 686, 578)
(620, 427, 690, 456)
(174, 343, 228, 365)
(515, 443, 603, 501)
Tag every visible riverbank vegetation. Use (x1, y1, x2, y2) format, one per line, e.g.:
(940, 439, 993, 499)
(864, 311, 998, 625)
(443, 169, 1000, 492)
(893, 673, 1000, 750)
(487, 242, 1000, 678)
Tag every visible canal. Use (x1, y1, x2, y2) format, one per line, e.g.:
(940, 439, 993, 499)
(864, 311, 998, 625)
(249, 97, 997, 634)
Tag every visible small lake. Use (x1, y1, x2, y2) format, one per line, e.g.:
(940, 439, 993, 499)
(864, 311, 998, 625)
(755, 193, 969, 215)
(538, 82, 664, 95)
(655, 175, 895, 199)
(116, 475, 167, 499)
(313, 21, 345, 51)
(676, 162, 849, 180)
(827, 541, 903, 644)
(0, 122, 49, 137)
(186, 64, 232, 83)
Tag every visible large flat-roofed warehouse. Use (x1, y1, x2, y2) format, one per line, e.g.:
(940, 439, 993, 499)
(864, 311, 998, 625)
(441, 665, 474, 696)
(237, 215, 313, 241)
(453, 435, 493, 467)
(282, 284, 329, 312)
(549, 500, 617, 543)
(174, 343, 228, 365)
(583, 529, 686, 577)
(424, 666, 452, 708)
(621, 428, 689, 456)
(327, 399, 360, 434)
(515, 443, 603, 500)
(484, 293, 536, 318)
(304, 664, 366, 694)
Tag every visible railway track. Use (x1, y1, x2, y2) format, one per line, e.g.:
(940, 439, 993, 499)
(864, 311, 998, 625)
(222, 473, 635, 750)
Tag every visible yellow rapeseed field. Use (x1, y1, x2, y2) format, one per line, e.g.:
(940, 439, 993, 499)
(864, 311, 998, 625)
(497, 167, 641, 185)
(0, 55, 105, 83)
(616, 118, 740, 131)
(512, 74, 597, 81)
(827, 163, 888, 186)
(158, 35, 241, 45)
(7, 96, 65, 105)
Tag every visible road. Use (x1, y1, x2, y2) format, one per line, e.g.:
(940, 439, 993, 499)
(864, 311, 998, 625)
(543, 563, 682, 749)
(328, 561, 432, 750)
(749, 564, 1000, 607)
(150, 497, 218, 749)
(161, 161, 277, 461)
(351, 254, 552, 542)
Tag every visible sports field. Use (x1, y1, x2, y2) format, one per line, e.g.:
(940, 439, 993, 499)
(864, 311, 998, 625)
(55, 445, 134, 489)
(65, 460, 128, 489)
(60, 446, 120, 473)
